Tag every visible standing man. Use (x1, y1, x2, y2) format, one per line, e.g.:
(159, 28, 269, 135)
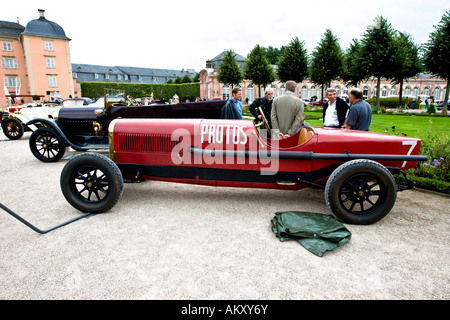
(271, 80, 305, 139)
(220, 87, 243, 120)
(249, 88, 274, 130)
(344, 88, 372, 131)
(322, 88, 349, 128)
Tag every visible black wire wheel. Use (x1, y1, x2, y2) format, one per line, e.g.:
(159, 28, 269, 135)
(60, 152, 124, 213)
(29, 127, 65, 162)
(325, 159, 397, 225)
(2, 118, 24, 140)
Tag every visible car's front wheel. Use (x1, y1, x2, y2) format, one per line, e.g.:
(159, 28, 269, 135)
(325, 159, 397, 225)
(29, 127, 65, 162)
(2, 118, 24, 140)
(60, 152, 124, 213)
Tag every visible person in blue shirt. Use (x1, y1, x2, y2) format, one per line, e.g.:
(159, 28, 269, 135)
(344, 88, 372, 131)
(220, 87, 243, 120)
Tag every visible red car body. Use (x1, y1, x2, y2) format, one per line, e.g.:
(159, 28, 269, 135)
(60, 118, 427, 225)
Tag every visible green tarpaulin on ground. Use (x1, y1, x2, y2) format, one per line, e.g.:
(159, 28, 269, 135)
(271, 211, 352, 257)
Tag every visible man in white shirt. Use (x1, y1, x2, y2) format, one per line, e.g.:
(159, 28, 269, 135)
(322, 88, 349, 128)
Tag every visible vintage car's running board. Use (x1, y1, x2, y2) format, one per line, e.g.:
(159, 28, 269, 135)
(188, 147, 428, 162)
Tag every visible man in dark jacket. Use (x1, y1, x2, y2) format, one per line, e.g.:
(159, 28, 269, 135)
(322, 88, 349, 128)
(249, 88, 273, 129)
(220, 87, 243, 120)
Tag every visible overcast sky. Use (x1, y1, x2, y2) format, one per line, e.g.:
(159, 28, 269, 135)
(1, 0, 448, 72)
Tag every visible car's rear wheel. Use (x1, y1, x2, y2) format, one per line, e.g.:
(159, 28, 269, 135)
(29, 127, 65, 162)
(2, 118, 24, 140)
(325, 159, 397, 225)
(60, 153, 124, 213)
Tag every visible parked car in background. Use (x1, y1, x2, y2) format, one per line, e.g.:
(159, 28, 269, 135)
(311, 99, 328, 106)
(1, 102, 60, 140)
(302, 98, 311, 105)
(436, 99, 450, 110)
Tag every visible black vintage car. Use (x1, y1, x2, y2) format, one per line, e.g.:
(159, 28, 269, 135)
(26, 90, 226, 162)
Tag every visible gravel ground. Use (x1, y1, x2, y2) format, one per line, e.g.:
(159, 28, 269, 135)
(0, 130, 449, 300)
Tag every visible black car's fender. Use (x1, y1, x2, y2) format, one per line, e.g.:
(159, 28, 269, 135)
(26, 118, 75, 148)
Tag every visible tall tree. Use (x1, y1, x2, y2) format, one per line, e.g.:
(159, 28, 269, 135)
(310, 29, 344, 103)
(341, 39, 366, 87)
(359, 15, 399, 107)
(391, 32, 422, 106)
(264, 46, 282, 65)
(277, 36, 308, 83)
(422, 10, 450, 112)
(244, 44, 275, 96)
(217, 49, 244, 88)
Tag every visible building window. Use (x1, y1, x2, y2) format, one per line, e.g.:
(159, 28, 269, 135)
(311, 86, 316, 98)
(73, 72, 77, 79)
(124, 74, 128, 80)
(247, 85, 254, 103)
(382, 86, 388, 97)
(117, 74, 122, 80)
(94, 73, 99, 79)
(301, 86, 307, 99)
(271, 85, 277, 98)
(413, 87, 419, 98)
(105, 73, 109, 80)
(280, 86, 285, 96)
(343, 86, 349, 96)
(390, 86, 396, 96)
(434, 87, 440, 100)
(44, 41, 53, 51)
(138, 76, 142, 82)
(2, 42, 12, 51)
(1, 58, 18, 69)
(424, 87, 430, 96)
(223, 85, 230, 100)
(48, 76, 58, 87)
(363, 86, 369, 99)
(3, 77, 21, 88)
(405, 87, 411, 96)
(46, 57, 55, 68)
(334, 86, 340, 97)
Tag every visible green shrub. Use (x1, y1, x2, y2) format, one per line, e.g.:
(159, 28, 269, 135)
(80, 81, 200, 102)
(366, 97, 410, 108)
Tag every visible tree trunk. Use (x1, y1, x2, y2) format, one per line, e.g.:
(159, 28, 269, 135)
(442, 78, 449, 115)
(376, 77, 381, 108)
(399, 80, 404, 107)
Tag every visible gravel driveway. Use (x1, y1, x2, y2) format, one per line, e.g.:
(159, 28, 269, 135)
(0, 131, 449, 300)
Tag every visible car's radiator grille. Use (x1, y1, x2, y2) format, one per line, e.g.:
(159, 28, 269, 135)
(117, 133, 180, 153)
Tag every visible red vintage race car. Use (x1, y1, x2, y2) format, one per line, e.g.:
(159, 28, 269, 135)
(60, 118, 427, 225)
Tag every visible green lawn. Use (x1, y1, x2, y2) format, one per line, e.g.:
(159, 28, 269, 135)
(305, 113, 450, 139)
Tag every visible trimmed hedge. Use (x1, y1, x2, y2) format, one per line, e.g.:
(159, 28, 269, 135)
(366, 97, 411, 108)
(395, 174, 450, 194)
(80, 81, 200, 101)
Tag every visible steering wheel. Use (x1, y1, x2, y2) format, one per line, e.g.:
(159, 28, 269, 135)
(127, 95, 138, 106)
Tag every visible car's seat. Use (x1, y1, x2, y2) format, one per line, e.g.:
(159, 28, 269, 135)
(297, 127, 314, 145)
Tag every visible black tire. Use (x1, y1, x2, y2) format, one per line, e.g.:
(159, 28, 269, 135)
(29, 127, 65, 162)
(325, 159, 397, 225)
(2, 118, 24, 140)
(60, 152, 124, 213)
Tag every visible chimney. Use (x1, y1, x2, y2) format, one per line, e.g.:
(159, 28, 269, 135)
(38, 9, 45, 18)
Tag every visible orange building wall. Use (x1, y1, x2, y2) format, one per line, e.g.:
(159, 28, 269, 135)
(1, 37, 30, 104)
(22, 35, 74, 101)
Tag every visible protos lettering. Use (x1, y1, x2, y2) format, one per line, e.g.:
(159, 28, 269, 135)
(201, 124, 248, 145)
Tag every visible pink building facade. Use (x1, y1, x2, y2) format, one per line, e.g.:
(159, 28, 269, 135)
(1, 10, 76, 106)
